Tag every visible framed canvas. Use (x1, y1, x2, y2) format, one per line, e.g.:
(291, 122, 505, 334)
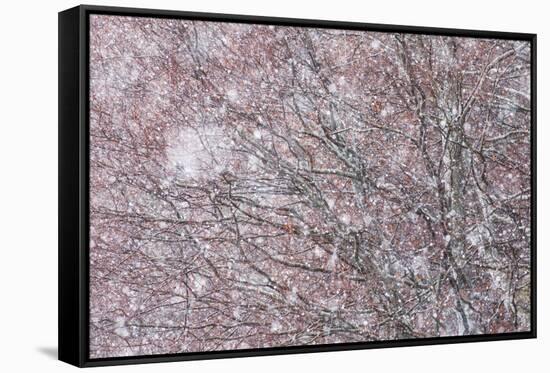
(58, 5, 537, 367)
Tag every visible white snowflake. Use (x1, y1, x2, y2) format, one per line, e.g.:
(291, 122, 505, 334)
(340, 214, 350, 224)
(114, 317, 130, 338)
(270, 320, 281, 332)
(226, 88, 239, 103)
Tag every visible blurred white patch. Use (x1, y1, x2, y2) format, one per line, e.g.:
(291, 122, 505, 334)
(327, 250, 338, 270)
(226, 88, 239, 103)
(114, 316, 130, 338)
(166, 125, 226, 178)
(270, 320, 281, 332)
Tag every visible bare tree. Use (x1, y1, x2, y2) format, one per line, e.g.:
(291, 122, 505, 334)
(88, 15, 531, 358)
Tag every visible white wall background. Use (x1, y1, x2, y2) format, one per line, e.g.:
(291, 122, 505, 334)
(0, 0, 545, 370)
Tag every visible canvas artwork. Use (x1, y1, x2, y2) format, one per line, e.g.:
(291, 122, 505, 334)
(87, 15, 532, 359)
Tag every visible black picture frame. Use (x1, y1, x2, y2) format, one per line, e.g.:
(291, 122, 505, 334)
(59, 4, 537, 367)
